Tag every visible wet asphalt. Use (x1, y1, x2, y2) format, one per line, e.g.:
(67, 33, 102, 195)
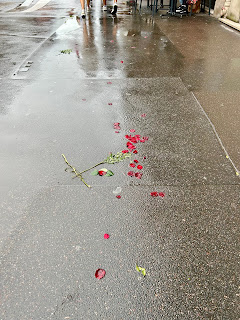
(0, 0, 240, 319)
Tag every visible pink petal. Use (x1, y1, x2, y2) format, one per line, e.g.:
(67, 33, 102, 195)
(115, 131, 120, 133)
(82, 99, 86, 101)
(141, 113, 146, 118)
(95, 269, 106, 279)
(159, 192, 165, 198)
(108, 103, 113, 105)
(122, 150, 129, 153)
(121, 61, 124, 63)
(130, 129, 135, 133)
(107, 82, 112, 84)
(135, 172, 142, 179)
(140, 139, 145, 143)
(104, 233, 110, 239)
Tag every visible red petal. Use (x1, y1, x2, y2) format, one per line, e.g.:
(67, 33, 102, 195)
(126, 142, 136, 150)
(143, 136, 149, 141)
(130, 137, 138, 143)
(95, 269, 106, 279)
(107, 82, 112, 84)
(143, 156, 146, 159)
(127, 171, 134, 177)
(115, 131, 120, 133)
(122, 150, 129, 153)
(104, 233, 110, 239)
(141, 113, 146, 117)
(130, 163, 135, 168)
(150, 192, 158, 197)
(130, 129, 135, 133)
(134, 159, 139, 163)
(116, 195, 121, 199)
(114, 122, 120, 126)
(140, 139, 145, 143)
(133, 150, 138, 154)
(98, 171, 107, 176)
(125, 135, 132, 139)
(121, 60, 124, 63)
(108, 103, 113, 105)
(159, 192, 165, 198)
(135, 172, 142, 179)
(137, 165, 143, 170)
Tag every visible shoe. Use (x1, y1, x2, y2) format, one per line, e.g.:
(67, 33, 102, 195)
(87, 6, 91, 12)
(103, 5, 107, 10)
(111, 4, 117, 14)
(176, 4, 186, 13)
(81, 9, 86, 18)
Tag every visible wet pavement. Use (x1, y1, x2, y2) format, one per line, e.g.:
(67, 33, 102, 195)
(0, 0, 240, 319)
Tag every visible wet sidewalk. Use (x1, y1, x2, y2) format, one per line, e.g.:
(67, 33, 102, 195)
(0, 1, 240, 319)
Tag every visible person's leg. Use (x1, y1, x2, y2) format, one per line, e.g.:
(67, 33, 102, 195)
(111, 0, 117, 14)
(103, 0, 107, 10)
(87, 0, 91, 12)
(80, 0, 86, 17)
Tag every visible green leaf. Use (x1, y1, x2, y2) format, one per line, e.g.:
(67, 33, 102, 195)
(106, 170, 114, 177)
(136, 264, 146, 277)
(90, 169, 98, 176)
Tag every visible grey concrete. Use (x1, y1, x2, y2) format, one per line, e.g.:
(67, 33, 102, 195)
(0, 0, 240, 319)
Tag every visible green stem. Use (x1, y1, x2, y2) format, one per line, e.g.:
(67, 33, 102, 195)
(79, 161, 106, 174)
(62, 154, 91, 188)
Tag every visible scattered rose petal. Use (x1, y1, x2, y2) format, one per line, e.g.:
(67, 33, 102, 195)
(115, 131, 120, 133)
(107, 82, 112, 84)
(137, 165, 143, 170)
(141, 113, 146, 117)
(121, 60, 124, 63)
(116, 195, 121, 199)
(125, 135, 132, 139)
(82, 99, 86, 101)
(144, 36, 148, 38)
(114, 122, 120, 126)
(159, 192, 165, 197)
(104, 234, 110, 239)
(122, 150, 129, 153)
(142, 136, 149, 141)
(143, 156, 146, 159)
(130, 163, 135, 168)
(135, 172, 142, 179)
(95, 269, 106, 279)
(150, 192, 158, 197)
(128, 171, 134, 177)
(135, 135, 141, 141)
(110, 40, 114, 43)
(99, 170, 107, 176)
(134, 159, 139, 163)
(127, 141, 136, 150)
(130, 129, 135, 133)
(130, 137, 138, 143)
(131, 46, 136, 48)
(133, 150, 138, 154)
(140, 139, 145, 143)
(108, 103, 113, 105)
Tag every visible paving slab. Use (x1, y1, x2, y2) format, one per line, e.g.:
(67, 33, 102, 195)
(1, 185, 239, 319)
